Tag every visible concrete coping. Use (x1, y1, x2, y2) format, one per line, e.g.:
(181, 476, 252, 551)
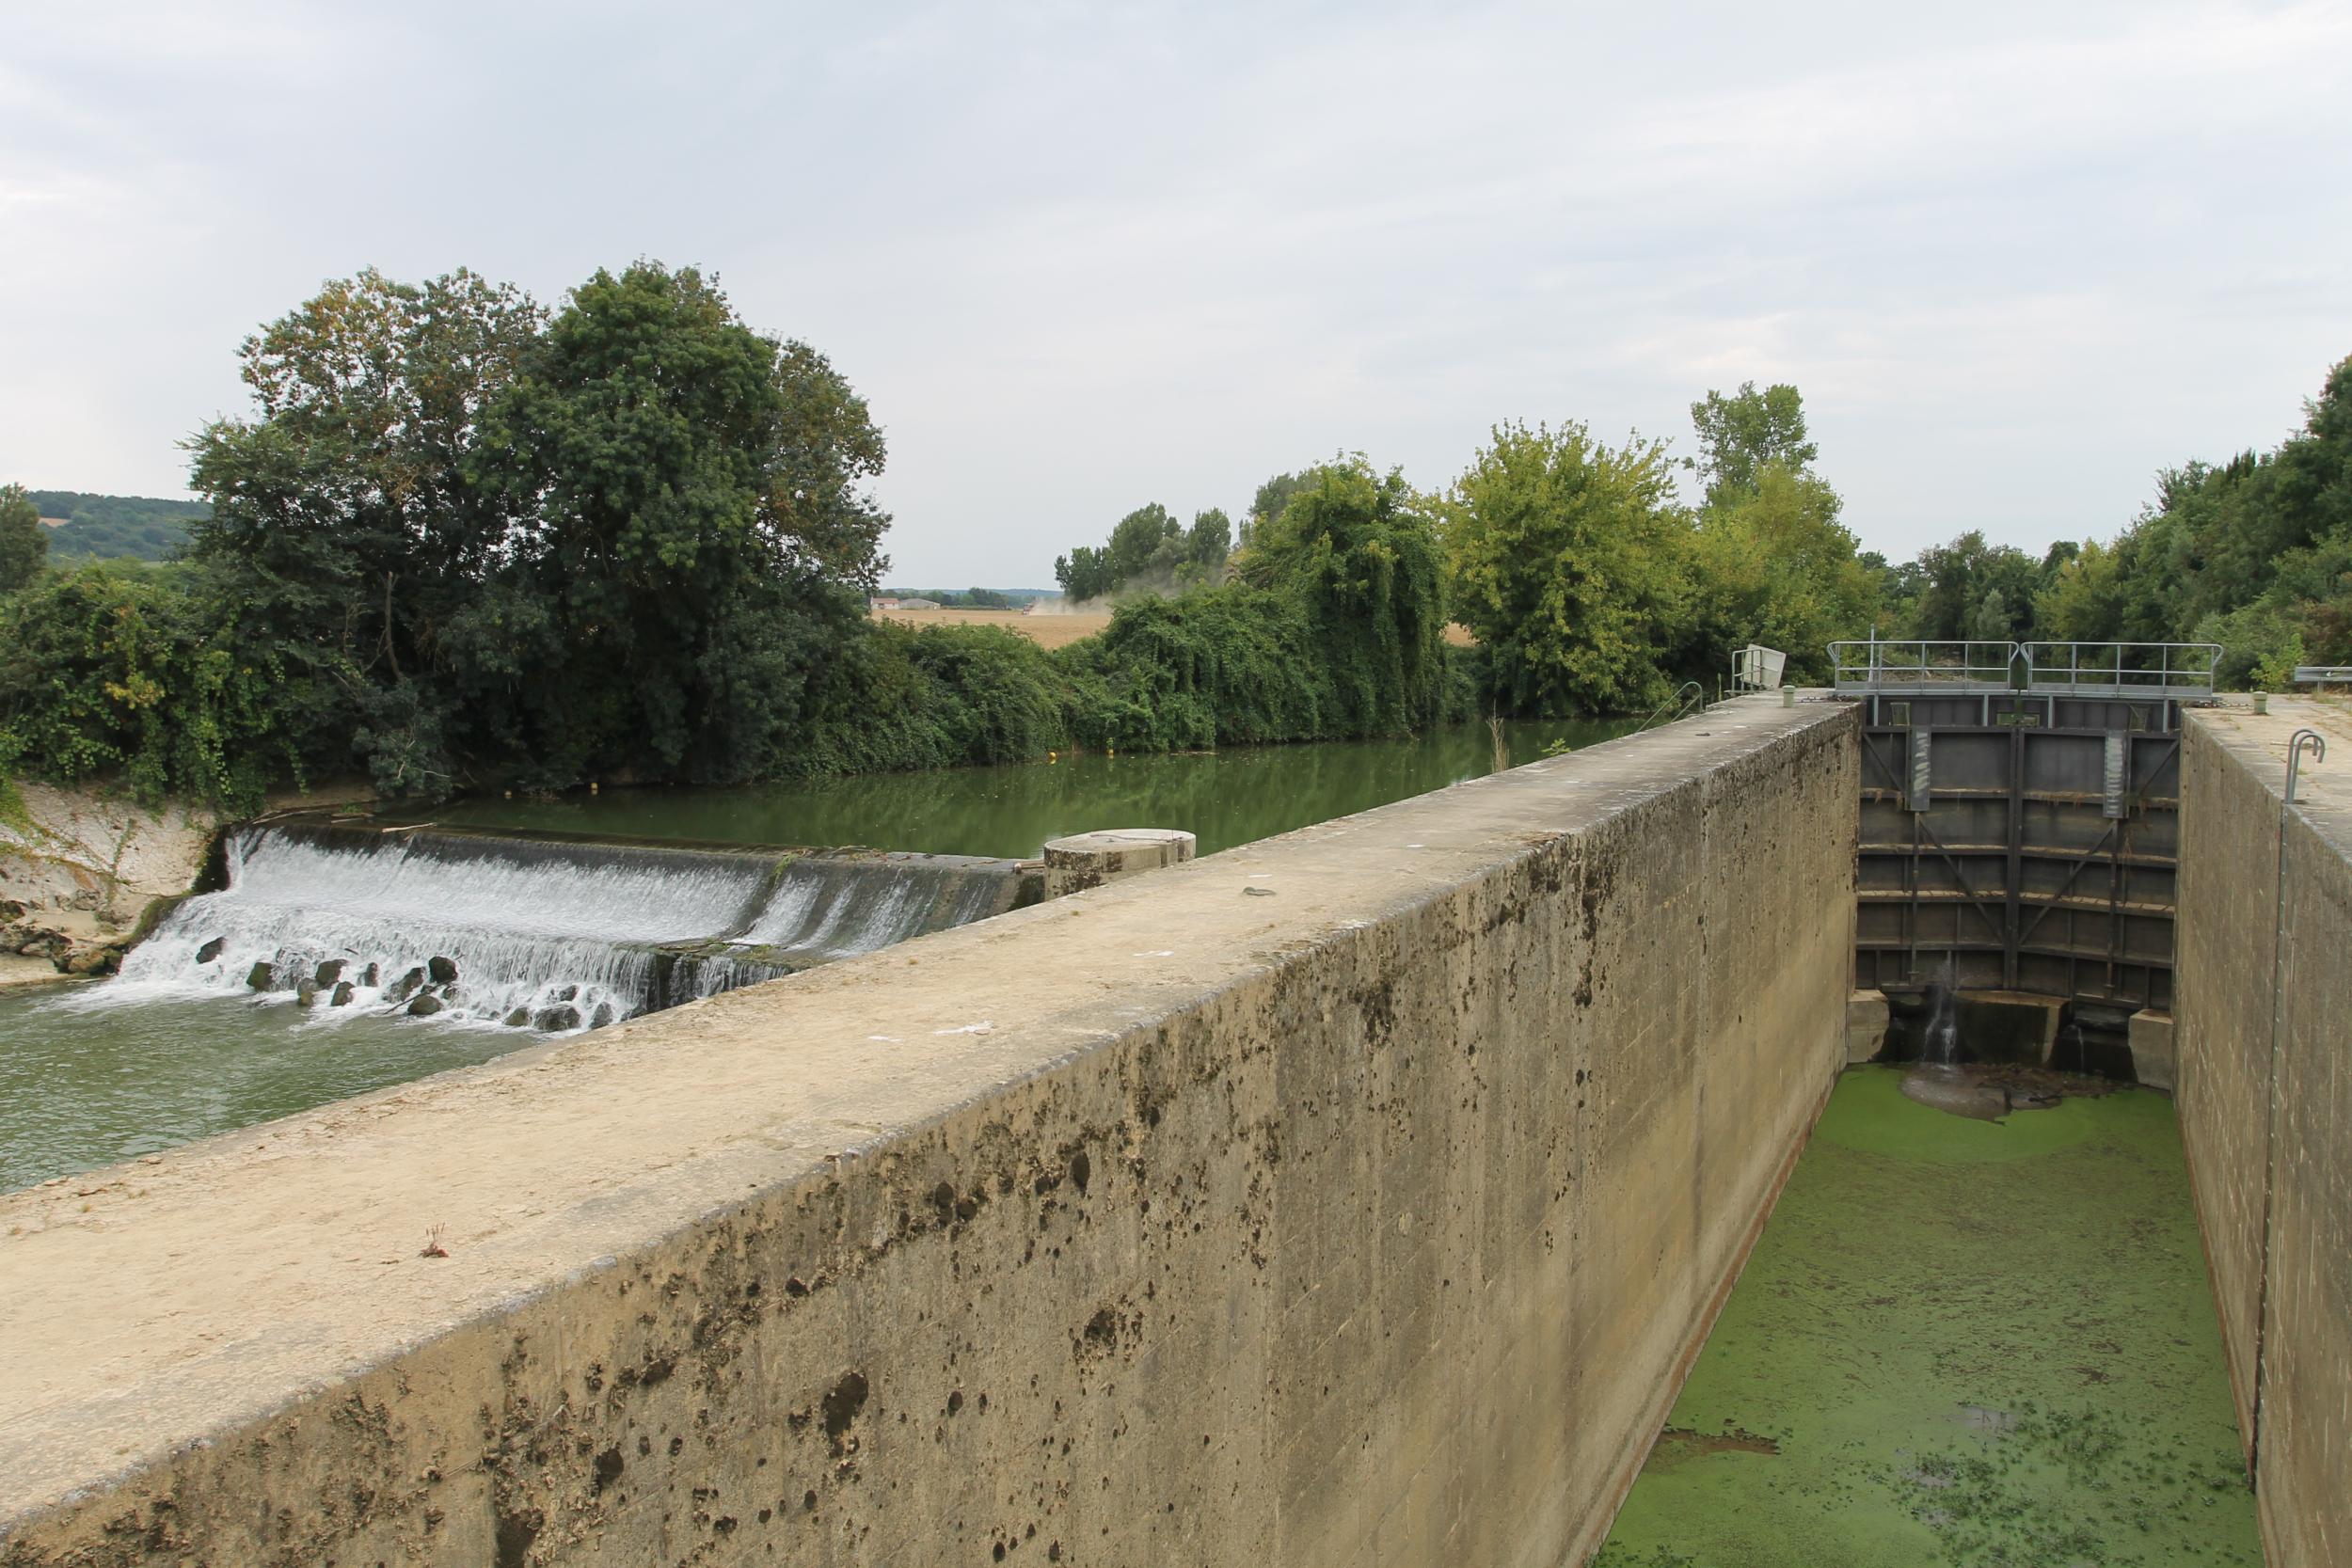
(0, 697, 1851, 1535)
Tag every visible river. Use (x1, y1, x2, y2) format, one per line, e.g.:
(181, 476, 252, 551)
(0, 719, 1637, 1190)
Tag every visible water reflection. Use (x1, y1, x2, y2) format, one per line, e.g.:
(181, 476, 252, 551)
(411, 720, 1641, 859)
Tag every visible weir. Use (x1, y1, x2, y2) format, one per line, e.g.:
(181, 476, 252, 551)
(0, 689, 2344, 1566)
(113, 818, 1042, 1031)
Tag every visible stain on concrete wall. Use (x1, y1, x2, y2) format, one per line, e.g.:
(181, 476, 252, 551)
(2176, 703, 2352, 1567)
(0, 701, 1858, 1568)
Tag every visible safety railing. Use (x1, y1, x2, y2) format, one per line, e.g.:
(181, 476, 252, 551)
(1827, 641, 2020, 693)
(2015, 641, 2220, 699)
(1830, 641, 2222, 699)
(2293, 666, 2352, 690)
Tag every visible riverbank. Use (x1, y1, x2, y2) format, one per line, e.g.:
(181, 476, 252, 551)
(1595, 1065, 2258, 1566)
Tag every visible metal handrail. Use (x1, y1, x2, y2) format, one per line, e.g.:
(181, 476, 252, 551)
(2293, 666, 2352, 689)
(1829, 640, 2221, 699)
(1827, 640, 2021, 691)
(2017, 641, 2221, 698)
(1637, 680, 1705, 733)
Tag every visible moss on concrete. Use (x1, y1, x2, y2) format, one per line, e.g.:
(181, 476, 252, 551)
(1595, 1066, 2260, 1568)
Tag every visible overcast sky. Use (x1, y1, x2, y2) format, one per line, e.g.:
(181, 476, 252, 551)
(4, 1, 2348, 584)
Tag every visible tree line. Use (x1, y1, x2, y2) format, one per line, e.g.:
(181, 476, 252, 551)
(2, 256, 2343, 813)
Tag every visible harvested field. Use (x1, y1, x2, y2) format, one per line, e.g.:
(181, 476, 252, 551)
(870, 606, 1113, 649)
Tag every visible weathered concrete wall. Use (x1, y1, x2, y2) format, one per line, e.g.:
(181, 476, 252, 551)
(2176, 700, 2352, 1566)
(0, 699, 1857, 1568)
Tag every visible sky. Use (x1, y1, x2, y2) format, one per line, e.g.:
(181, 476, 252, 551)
(3, 0, 2349, 586)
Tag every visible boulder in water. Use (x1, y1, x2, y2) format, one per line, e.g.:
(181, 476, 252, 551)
(359, 963, 380, 988)
(428, 956, 458, 986)
(246, 961, 275, 990)
(195, 937, 225, 965)
(532, 1004, 582, 1032)
(296, 980, 320, 1007)
(407, 993, 445, 1017)
(314, 958, 345, 988)
(331, 980, 356, 1007)
(551, 984, 578, 1003)
(385, 966, 426, 1004)
(589, 1002, 615, 1029)
(503, 1007, 532, 1027)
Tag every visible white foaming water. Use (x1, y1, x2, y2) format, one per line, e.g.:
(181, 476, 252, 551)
(77, 829, 1026, 1038)
(738, 860, 1016, 958)
(89, 829, 776, 1034)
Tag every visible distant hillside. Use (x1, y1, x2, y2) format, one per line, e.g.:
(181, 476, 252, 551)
(27, 490, 208, 562)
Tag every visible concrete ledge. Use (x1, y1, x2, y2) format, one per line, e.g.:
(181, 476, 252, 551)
(0, 699, 1859, 1567)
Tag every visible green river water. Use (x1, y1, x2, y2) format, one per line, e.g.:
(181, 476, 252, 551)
(0, 720, 1633, 1191)
(1596, 1066, 2259, 1568)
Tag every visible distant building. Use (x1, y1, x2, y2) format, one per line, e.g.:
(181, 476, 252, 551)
(870, 597, 902, 610)
(38, 516, 69, 529)
(897, 597, 943, 610)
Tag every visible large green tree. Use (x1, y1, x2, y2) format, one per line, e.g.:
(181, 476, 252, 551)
(468, 261, 887, 784)
(0, 484, 47, 593)
(1686, 465, 1875, 683)
(1688, 382, 1817, 507)
(1441, 421, 1690, 714)
(1244, 456, 1447, 733)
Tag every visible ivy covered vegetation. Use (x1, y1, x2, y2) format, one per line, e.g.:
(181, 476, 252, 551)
(2, 258, 2344, 815)
(0, 263, 1464, 811)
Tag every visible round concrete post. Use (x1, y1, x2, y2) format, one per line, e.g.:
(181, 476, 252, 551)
(1041, 829, 1197, 897)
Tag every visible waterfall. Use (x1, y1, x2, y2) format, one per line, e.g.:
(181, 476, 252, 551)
(1921, 955, 1961, 1066)
(739, 856, 1024, 959)
(76, 825, 1029, 1036)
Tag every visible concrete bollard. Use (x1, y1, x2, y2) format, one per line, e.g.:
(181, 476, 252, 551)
(2253, 692, 2269, 715)
(1782, 684, 1797, 708)
(1041, 829, 1197, 898)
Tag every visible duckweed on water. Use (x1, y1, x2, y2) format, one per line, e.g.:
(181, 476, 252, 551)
(1592, 1067, 2259, 1568)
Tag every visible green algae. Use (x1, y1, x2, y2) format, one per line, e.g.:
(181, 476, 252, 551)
(1593, 1066, 2260, 1568)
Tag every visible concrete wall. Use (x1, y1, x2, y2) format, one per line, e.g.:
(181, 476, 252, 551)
(0, 699, 1857, 1568)
(2176, 701, 2352, 1567)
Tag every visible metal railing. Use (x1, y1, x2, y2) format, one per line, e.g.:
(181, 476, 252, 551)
(1636, 680, 1705, 733)
(2293, 666, 2352, 689)
(2015, 641, 2221, 698)
(1827, 641, 2021, 692)
(1829, 640, 2221, 699)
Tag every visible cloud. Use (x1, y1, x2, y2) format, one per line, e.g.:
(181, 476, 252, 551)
(0, 1, 2346, 578)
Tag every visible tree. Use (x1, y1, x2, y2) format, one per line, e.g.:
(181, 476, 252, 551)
(0, 484, 47, 593)
(1906, 531, 2041, 642)
(1686, 465, 1876, 683)
(1246, 470, 1315, 546)
(1245, 456, 1446, 733)
(1689, 382, 1817, 506)
(1182, 508, 1232, 578)
(468, 261, 883, 784)
(1440, 421, 1691, 714)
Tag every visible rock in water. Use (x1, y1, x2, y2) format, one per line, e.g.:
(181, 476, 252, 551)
(246, 961, 275, 991)
(385, 966, 426, 1004)
(195, 937, 225, 965)
(427, 956, 458, 986)
(330, 980, 356, 1007)
(358, 963, 380, 988)
(407, 994, 445, 1017)
(532, 1004, 582, 1032)
(503, 1007, 532, 1027)
(313, 958, 345, 988)
(296, 980, 319, 1007)
(589, 1002, 615, 1029)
